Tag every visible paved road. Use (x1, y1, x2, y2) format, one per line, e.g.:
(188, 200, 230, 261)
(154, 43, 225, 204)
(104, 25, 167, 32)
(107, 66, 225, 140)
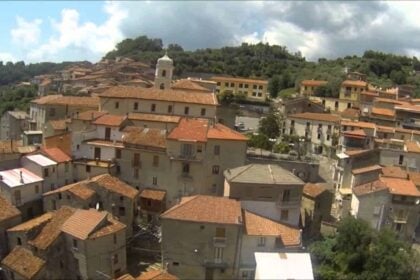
(235, 116, 261, 132)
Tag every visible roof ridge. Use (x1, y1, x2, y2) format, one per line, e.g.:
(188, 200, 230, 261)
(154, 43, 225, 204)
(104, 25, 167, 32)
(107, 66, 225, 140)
(243, 209, 300, 229)
(161, 195, 199, 217)
(229, 164, 254, 181)
(268, 164, 275, 184)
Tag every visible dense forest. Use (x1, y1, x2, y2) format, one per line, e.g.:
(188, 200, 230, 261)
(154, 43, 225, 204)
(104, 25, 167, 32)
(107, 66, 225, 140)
(105, 36, 420, 97)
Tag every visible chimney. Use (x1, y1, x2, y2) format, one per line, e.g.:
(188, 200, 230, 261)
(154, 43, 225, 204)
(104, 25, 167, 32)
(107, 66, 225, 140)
(20, 171, 24, 184)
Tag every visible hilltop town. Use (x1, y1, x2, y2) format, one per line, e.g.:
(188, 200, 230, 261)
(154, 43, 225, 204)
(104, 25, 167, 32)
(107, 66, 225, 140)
(0, 47, 419, 280)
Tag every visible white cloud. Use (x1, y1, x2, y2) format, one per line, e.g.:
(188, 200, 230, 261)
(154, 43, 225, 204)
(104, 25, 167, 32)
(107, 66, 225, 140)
(0, 52, 16, 62)
(28, 1, 128, 62)
(11, 16, 42, 47)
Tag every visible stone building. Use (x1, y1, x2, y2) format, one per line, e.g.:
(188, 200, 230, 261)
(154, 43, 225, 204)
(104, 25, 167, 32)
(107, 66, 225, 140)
(0, 194, 21, 260)
(0, 111, 28, 140)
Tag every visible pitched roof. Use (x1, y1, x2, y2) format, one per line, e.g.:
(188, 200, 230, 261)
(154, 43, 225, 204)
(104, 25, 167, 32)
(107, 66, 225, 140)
(48, 119, 67, 130)
(128, 113, 181, 124)
(31, 95, 99, 107)
(408, 172, 420, 187)
(61, 209, 107, 240)
(137, 270, 179, 280)
(167, 118, 209, 142)
(212, 76, 268, 84)
(380, 177, 420, 197)
(303, 183, 327, 198)
(172, 79, 211, 92)
(7, 213, 53, 232)
(1, 246, 45, 279)
(353, 180, 388, 197)
(28, 207, 76, 250)
(40, 147, 72, 163)
(343, 129, 367, 138)
(224, 164, 304, 185)
(377, 125, 395, 133)
(140, 189, 167, 201)
(73, 110, 107, 121)
(161, 195, 242, 225)
(92, 114, 126, 127)
(381, 166, 407, 179)
(406, 141, 420, 153)
(395, 104, 420, 113)
(243, 210, 301, 246)
(352, 165, 382, 175)
(340, 108, 360, 119)
(344, 149, 372, 157)
(300, 80, 328, 87)
(341, 120, 376, 129)
(90, 173, 139, 199)
(7, 110, 28, 120)
(342, 80, 367, 87)
(371, 107, 395, 117)
(0, 194, 21, 222)
(25, 154, 57, 167)
(98, 86, 218, 106)
(43, 181, 96, 200)
(0, 168, 44, 188)
(207, 123, 248, 141)
(122, 126, 167, 149)
(88, 215, 126, 239)
(288, 112, 340, 123)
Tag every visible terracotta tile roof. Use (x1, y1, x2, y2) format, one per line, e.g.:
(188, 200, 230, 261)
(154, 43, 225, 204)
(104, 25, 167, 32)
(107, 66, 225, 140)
(303, 183, 327, 198)
(172, 79, 211, 92)
(212, 76, 268, 85)
(7, 213, 53, 232)
(128, 113, 181, 124)
(92, 114, 126, 127)
(99, 86, 218, 106)
(89, 215, 126, 239)
(0, 194, 21, 222)
(207, 123, 248, 141)
(377, 125, 395, 133)
(408, 172, 420, 187)
(161, 195, 242, 225)
(395, 104, 420, 113)
(405, 141, 420, 153)
(28, 207, 76, 250)
(340, 108, 360, 119)
(43, 181, 96, 200)
(353, 180, 388, 197)
(395, 127, 420, 136)
(73, 110, 107, 121)
(137, 270, 179, 280)
(1, 246, 45, 279)
(341, 120, 376, 129)
(300, 80, 327, 87)
(380, 177, 420, 197)
(43, 132, 72, 155)
(31, 95, 99, 107)
(288, 112, 340, 123)
(243, 210, 300, 246)
(140, 189, 167, 201)
(361, 91, 379, 97)
(61, 209, 107, 240)
(0, 140, 23, 154)
(343, 129, 367, 138)
(122, 126, 167, 149)
(116, 274, 136, 280)
(342, 80, 367, 87)
(344, 149, 372, 157)
(167, 118, 209, 142)
(40, 147, 72, 163)
(374, 98, 408, 105)
(371, 107, 395, 117)
(381, 166, 407, 179)
(352, 165, 382, 175)
(85, 139, 124, 148)
(90, 173, 139, 199)
(48, 119, 67, 130)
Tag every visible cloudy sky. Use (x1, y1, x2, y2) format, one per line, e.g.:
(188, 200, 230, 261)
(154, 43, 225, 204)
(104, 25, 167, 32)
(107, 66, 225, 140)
(1, 1, 420, 63)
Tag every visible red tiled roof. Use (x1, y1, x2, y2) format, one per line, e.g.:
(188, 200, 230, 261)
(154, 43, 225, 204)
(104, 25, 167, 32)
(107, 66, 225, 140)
(352, 165, 382, 175)
(128, 113, 181, 124)
(7, 213, 53, 232)
(140, 189, 166, 201)
(341, 120, 376, 129)
(406, 141, 420, 153)
(43, 181, 95, 200)
(1, 246, 45, 279)
(343, 129, 367, 138)
(137, 270, 179, 280)
(381, 166, 407, 179)
(99, 86, 218, 106)
(340, 108, 360, 119)
(212, 76, 268, 85)
(207, 123, 248, 141)
(167, 118, 209, 142)
(31, 95, 99, 107)
(40, 147, 71, 163)
(90, 173, 139, 199)
(61, 209, 107, 240)
(408, 172, 420, 187)
(243, 210, 301, 247)
(172, 79, 211, 92)
(371, 107, 395, 117)
(122, 126, 167, 149)
(161, 195, 242, 225)
(303, 183, 327, 198)
(342, 80, 367, 87)
(288, 112, 340, 123)
(353, 180, 388, 197)
(0, 194, 21, 222)
(380, 177, 420, 197)
(73, 110, 107, 121)
(300, 80, 328, 87)
(92, 114, 126, 127)
(344, 149, 372, 157)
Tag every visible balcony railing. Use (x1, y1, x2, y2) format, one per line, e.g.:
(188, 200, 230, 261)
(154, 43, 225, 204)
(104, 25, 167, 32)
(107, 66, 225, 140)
(213, 237, 227, 247)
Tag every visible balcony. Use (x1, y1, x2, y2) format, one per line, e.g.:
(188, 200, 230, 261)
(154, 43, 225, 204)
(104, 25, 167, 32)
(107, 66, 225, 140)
(213, 237, 227, 247)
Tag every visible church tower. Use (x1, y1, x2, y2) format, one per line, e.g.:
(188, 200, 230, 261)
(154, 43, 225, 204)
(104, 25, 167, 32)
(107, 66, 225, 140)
(154, 51, 173, 90)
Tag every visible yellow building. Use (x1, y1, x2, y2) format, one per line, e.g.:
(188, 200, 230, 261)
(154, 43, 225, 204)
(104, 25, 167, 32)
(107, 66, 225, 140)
(212, 76, 268, 101)
(339, 80, 368, 102)
(300, 80, 327, 96)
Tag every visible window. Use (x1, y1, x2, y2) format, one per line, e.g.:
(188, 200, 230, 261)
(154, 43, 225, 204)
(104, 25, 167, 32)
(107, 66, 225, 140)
(239, 83, 243, 88)
(184, 107, 189, 115)
(215, 247, 224, 262)
(134, 102, 138, 110)
(253, 85, 257, 89)
(327, 134, 331, 141)
(244, 84, 249, 88)
(197, 144, 202, 153)
(44, 168, 49, 177)
(182, 163, 190, 174)
(86, 165, 91, 173)
(120, 196, 124, 202)
(230, 83, 234, 87)
(160, 83, 165, 90)
(201, 108, 206, 116)
(65, 162, 69, 172)
(257, 237, 266, 247)
(252, 92, 257, 96)
(17, 237, 22, 245)
(212, 184, 217, 193)
(151, 104, 156, 112)
(168, 105, 173, 113)
(317, 133, 321, 139)
(153, 155, 159, 167)
(225, 82, 229, 87)
(216, 227, 226, 237)
(281, 210, 289, 221)
(347, 103, 351, 109)
(217, 82, 221, 86)
(282, 190, 290, 202)
(58, 193, 62, 200)
(173, 262, 180, 266)
(73, 239, 78, 249)
(113, 254, 119, 264)
(162, 69, 166, 77)
(212, 165, 220, 175)
(115, 102, 119, 109)
(35, 185, 39, 194)
(115, 149, 121, 159)
(134, 168, 139, 179)
(77, 144, 80, 150)
(181, 144, 193, 157)
(152, 176, 157, 185)
(399, 155, 404, 165)
(132, 153, 140, 167)
(335, 101, 339, 108)
(214, 145, 220, 155)
(49, 108, 56, 117)
(118, 207, 125, 216)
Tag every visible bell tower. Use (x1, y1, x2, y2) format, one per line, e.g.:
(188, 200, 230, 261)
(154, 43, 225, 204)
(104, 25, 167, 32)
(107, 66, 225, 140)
(154, 51, 173, 90)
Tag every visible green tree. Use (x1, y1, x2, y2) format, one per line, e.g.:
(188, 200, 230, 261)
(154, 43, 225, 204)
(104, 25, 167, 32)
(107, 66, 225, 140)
(258, 114, 280, 139)
(268, 75, 281, 98)
(248, 133, 273, 150)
